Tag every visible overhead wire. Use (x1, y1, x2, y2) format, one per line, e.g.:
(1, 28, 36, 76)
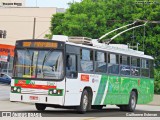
(36, 28, 50, 39)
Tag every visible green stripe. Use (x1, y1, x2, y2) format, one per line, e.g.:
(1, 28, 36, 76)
(94, 75, 108, 105)
(15, 80, 19, 84)
(26, 80, 31, 84)
(15, 79, 31, 84)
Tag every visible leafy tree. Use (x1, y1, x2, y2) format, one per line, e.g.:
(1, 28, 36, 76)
(154, 69, 160, 94)
(46, 0, 160, 93)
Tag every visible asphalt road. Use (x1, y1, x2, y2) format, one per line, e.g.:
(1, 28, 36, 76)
(0, 83, 10, 101)
(0, 83, 159, 119)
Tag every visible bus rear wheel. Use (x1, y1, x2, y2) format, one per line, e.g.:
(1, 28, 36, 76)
(35, 103, 46, 111)
(126, 91, 137, 112)
(77, 89, 89, 114)
(119, 91, 137, 112)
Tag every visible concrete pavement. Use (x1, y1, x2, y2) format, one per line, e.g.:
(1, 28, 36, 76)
(149, 95, 160, 106)
(0, 83, 10, 101)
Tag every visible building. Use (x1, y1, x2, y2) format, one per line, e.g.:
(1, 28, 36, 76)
(0, 0, 65, 45)
(0, 44, 14, 75)
(0, 0, 65, 75)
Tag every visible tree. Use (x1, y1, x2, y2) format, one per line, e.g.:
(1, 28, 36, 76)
(47, 0, 160, 69)
(154, 69, 160, 94)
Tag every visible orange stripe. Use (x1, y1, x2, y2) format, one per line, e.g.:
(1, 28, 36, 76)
(15, 83, 56, 90)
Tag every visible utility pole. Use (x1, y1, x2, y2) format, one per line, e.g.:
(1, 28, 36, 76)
(33, 17, 36, 39)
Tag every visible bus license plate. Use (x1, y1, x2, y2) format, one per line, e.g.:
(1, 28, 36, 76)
(29, 96, 39, 101)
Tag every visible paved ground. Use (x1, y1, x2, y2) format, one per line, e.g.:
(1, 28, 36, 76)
(0, 83, 10, 101)
(0, 83, 159, 119)
(149, 95, 160, 106)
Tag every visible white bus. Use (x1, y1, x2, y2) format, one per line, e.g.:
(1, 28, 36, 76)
(10, 35, 154, 113)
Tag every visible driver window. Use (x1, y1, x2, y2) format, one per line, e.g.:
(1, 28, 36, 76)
(66, 54, 77, 78)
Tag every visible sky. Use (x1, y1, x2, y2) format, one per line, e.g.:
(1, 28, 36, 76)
(26, 0, 82, 8)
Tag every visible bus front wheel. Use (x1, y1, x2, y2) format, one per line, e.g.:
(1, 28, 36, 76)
(77, 89, 89, 114)
(35, 103, 46, 111)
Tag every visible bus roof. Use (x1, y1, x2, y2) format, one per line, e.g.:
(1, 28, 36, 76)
(16, 36, 154, 60)
(65, 42, 153, 60)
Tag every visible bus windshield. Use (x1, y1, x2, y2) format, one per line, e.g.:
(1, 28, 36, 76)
(13, 49, 64, 80)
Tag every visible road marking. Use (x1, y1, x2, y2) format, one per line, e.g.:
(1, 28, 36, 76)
(83, 117, 101, 120)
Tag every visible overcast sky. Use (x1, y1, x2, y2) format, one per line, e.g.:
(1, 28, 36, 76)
(26, 0, 82, 8)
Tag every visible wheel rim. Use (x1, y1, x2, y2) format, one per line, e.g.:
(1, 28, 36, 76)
(83, 95, 88, 110)
(131, 95, 136, 109)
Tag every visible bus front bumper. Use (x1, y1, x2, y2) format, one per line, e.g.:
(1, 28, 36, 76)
(10, 93, 64, 106)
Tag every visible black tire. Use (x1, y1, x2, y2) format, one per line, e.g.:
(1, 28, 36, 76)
(119, 91, 137, 112)
(77, 90, 89, 114)
(92, 105, 103, 110)
(126, 91, 137, 112)
(35, 103, 46, 111)
(119, 105, 127, 111)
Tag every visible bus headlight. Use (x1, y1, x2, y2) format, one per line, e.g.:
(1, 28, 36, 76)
(49, 91, 53, 94)
(48, 89, 63, 96)
(11, 86, 21, 93)
(14, 87, 17, 91)
(17, 88, 21, 93)
(53, 89, 57, 94)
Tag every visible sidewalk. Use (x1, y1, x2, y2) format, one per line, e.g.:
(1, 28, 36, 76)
(148, 94, 160, 106)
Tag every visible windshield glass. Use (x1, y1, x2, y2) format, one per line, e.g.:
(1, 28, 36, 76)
(14, 49, 64, 80)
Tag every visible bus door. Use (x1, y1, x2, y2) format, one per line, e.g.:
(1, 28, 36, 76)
(65, 54, 79, 105)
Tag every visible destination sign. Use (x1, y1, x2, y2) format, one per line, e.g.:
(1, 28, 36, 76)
(22, 42, 58, 48)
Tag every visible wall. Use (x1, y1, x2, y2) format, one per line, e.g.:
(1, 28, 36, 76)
(0, 7, 58, 45)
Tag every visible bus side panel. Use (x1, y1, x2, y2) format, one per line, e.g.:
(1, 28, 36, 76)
(91, 74, 107, 105)
(119, 77, 139, 104)
(64, 73, 105, 106)
(118, 77, 154, 105)
(64, 74, 154, 106)
(102, 75, 121, 105)
(64, 75, 81, 106)
(137, 78, 154, 104)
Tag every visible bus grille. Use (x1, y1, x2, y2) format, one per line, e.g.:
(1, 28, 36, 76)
(21, 88, 48, 95)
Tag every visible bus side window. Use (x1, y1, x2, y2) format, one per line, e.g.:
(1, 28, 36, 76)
(80, 49, 93, 72)
(108, 53, 119, 75)
(66, 54, 77, 78)
(120, 55, 130, 76)
(141, 59, 149, 77)
(131, 57, 140, 76)
(95, 51, 107, 73)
